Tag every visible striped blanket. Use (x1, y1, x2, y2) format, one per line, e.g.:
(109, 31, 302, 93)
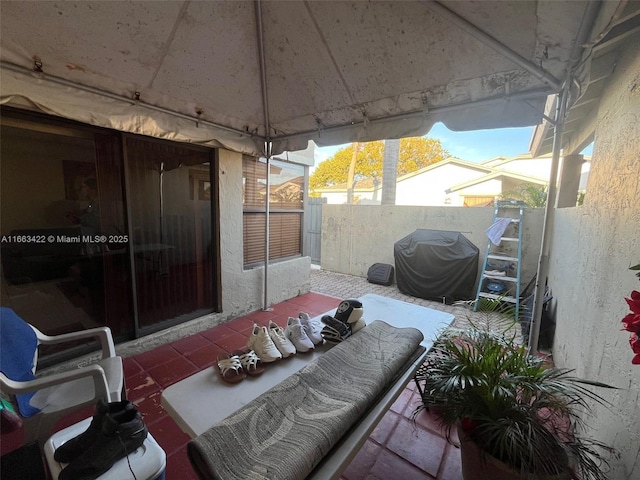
(188, 320, 424, 480)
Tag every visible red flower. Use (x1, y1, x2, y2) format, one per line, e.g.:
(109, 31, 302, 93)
(630, 333, 640, 354)
(625, 290, 640, 314)
(622, 313, 640, 332)
(633, 354, 640, 365)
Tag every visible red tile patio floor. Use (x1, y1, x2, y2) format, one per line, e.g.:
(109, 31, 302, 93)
(1, 292, 462, 479)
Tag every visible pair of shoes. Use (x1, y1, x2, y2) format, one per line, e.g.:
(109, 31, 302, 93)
(247, 323, 288, 362)
(298, 312, 324, 345)
(321, 299, 367, 343)
(284, 317, 315, 352)
(55, 399, 148, 480)
(334, 299, 364, 325)
(267, 320, 297, 357)
(216, 350, 266, 384)
(216, 354, 246, 384)
(321, 315, 352, 343)
(231, 349, 265, 377)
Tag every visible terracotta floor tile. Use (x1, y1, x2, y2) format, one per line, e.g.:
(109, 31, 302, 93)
(308, 297, 341, 315)
(132, 344, 181, 370)
(268, 301, 302, 320)
(200, 324, 240, 344)
(437, 443, 463, 480)
(165, 445, 200, 480)
(147, 415, 191, 456)
(385, 418, 447, 477)
(412, 406, 447, 436)
(368, 449, 435, 480)
(342, 440, 381, 480)
(126, 371, 161, 402)
(224, 315, 256, 332)
(147, 356, 199, 388)
(286, 292, 324, 308)
(244, 309, 278, 325)
(369, 411, 400, 445)
(214, 332, 250, 353)
(390, 386, 414, 415)
(0, 427, 24, 455)
(122, 356, 143, 377)
(185, 343, 228, 369)
(133, 390, 167, 426)
(169, 334, 212, 355)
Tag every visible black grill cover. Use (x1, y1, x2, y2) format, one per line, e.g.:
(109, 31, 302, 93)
(394, 229, 479, 301)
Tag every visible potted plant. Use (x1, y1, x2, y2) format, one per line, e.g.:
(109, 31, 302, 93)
(414, 320, 618, 479)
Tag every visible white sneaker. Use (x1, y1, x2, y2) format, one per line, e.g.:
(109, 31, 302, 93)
(298, 312, 324, 345)
(267, 321, 297, 358)
(285, 317, 315, 352)
(247, 324, 282, 362)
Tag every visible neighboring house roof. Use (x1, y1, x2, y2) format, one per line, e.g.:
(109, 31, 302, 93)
(315, 154, 558, 197)
(395, 157, 493, 182)
(314, 157, 492, 194)
(480, 152, 551, 168)
(445, 170, 548, 194)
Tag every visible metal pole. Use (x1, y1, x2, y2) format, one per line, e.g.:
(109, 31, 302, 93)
(528, 80, 569, 353)
(264, 155, 271, 310)
(255, 0, 273, 311)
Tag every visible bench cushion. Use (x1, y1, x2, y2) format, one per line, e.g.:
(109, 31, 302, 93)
(187, 320, 424, 480)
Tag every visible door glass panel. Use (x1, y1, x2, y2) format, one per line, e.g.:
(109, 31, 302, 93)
(125, 138, 213, 329)
(0, 120, 132, 361)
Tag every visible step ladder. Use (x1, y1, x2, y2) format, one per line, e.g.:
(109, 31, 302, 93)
(475, 200, 525, 321)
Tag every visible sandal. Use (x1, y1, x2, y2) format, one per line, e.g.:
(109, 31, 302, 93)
(231, 349, 265, 377)
(216, 354, 246, 384)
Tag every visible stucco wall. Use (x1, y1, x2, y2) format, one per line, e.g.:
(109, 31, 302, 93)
(547, 40, 640, 479)
(218, 150, 311, 316)
(320, 204, 544, 296)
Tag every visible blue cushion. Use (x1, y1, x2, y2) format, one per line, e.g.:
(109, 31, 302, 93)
(0, 308, 41, 416)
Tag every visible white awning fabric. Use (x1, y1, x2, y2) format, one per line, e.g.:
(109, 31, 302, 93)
(0, 1, 622, 156)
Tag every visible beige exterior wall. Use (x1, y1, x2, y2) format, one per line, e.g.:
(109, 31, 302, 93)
(320, 204, 544, 296)
(395, 164, 485, 206)
(547, 40, 640, 478)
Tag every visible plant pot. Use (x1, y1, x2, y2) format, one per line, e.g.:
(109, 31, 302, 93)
(457, 426, 571, 480)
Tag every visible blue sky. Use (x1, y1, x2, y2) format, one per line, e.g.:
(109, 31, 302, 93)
(313, 122, 593, 166)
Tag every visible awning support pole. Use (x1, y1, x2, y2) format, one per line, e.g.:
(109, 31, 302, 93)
(528, 78, 570, 354)
(255, 0, 273, 311)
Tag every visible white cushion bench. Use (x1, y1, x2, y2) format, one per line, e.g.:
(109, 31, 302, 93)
(187, 320, 425, 480)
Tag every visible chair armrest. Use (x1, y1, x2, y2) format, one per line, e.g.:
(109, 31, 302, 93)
(34, 327, 116, 359)
(0, 364, 111, 403)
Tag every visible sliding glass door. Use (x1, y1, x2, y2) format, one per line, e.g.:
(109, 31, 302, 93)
(0, 109, 219, 363)
(124, 137, 215, 332)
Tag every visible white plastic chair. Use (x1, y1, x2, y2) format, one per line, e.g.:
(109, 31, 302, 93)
(0, 308, 124, 446)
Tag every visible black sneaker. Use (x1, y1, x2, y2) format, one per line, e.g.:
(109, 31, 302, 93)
(54, 399, 136, 464)
(59, 409, 148, 480)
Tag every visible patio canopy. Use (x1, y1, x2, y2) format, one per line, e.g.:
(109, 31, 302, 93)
(0, 1, 626, 157)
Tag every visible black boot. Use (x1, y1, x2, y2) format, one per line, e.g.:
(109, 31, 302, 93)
(58, 408, 147, 480)
(54, 399, 136, 463)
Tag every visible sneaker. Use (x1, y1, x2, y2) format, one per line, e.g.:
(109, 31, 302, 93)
(247, 324, 282, 362)
(350, 317, 366, 333)
(267, 320, 297, 358)
(54, 399, 137, 463)
(285, 317, 315, 352)
(298, 312, 324, 345)
(59, 408, 147, 480)
(334, 299, 364, 324)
